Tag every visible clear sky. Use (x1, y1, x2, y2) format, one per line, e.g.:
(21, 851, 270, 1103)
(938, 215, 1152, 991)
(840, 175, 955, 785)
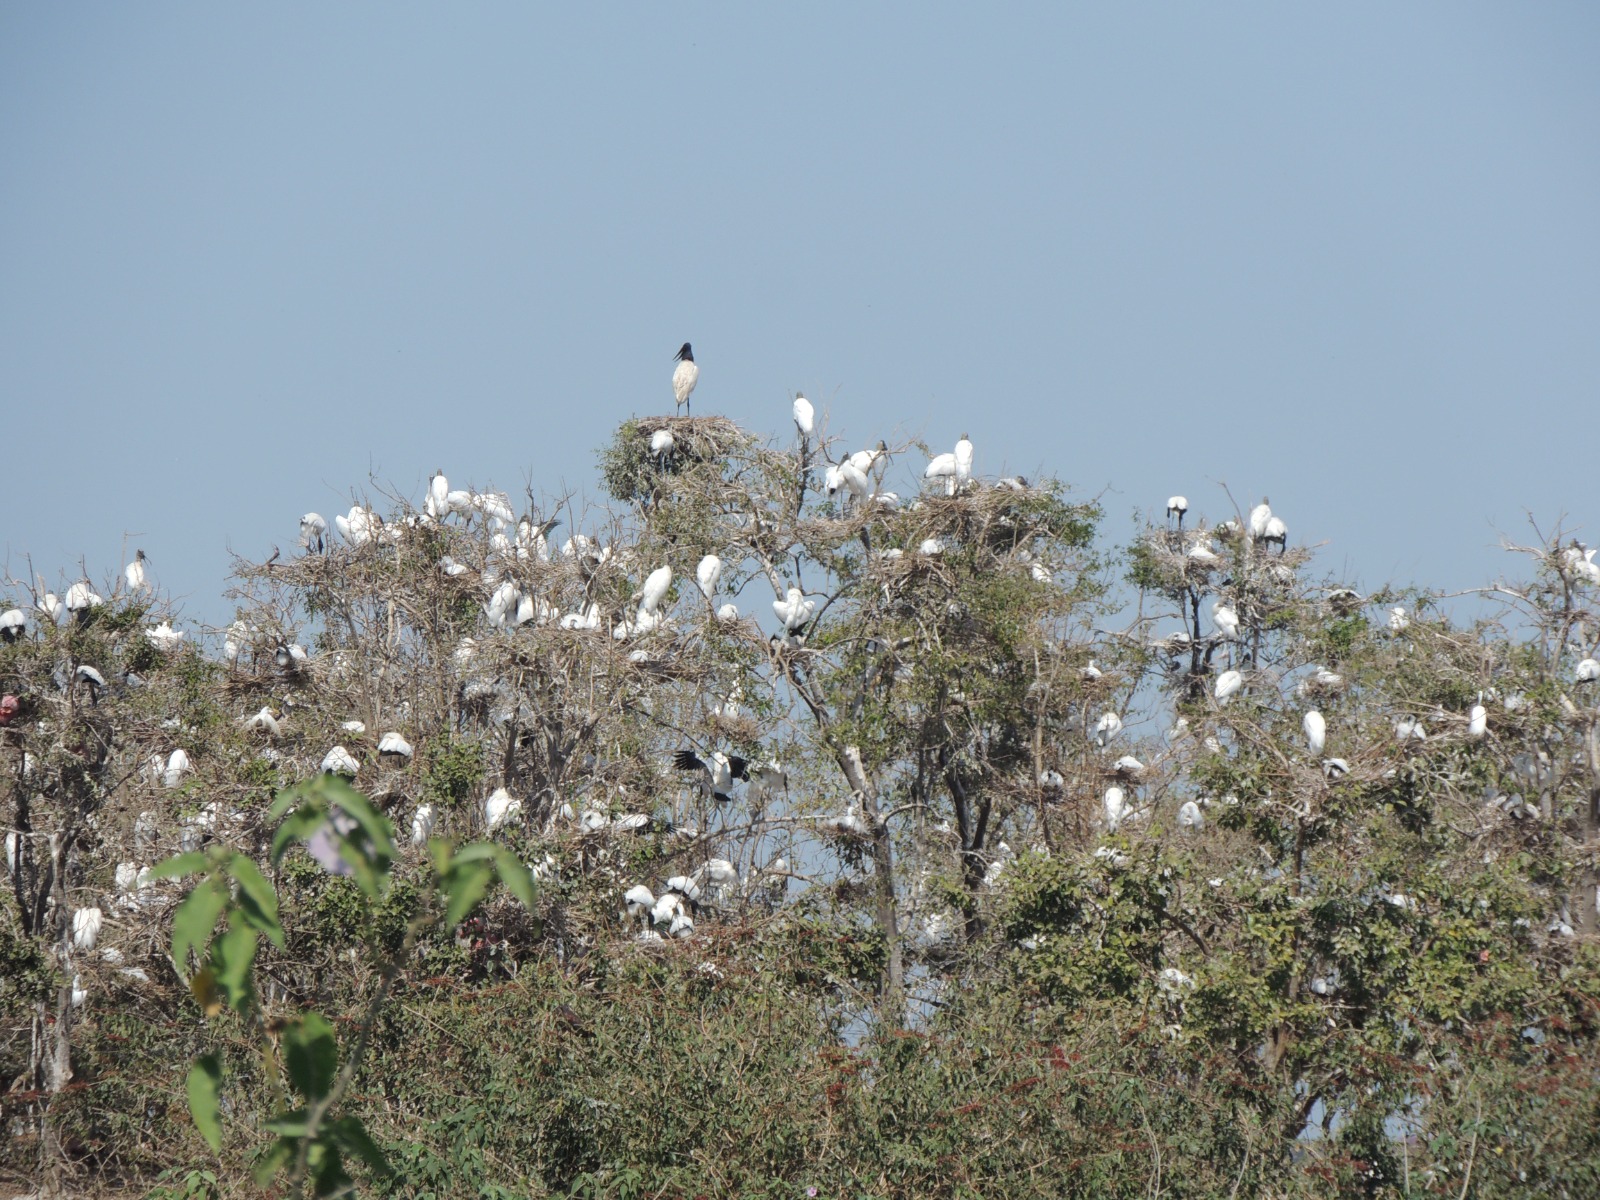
(3, 4, 1597, 627)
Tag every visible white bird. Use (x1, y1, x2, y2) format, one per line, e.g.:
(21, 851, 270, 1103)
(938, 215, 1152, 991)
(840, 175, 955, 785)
(793, 393, 814, 437)
(919, 537, 944, 556)
(299, 513, 328, 553)
(341, 720, 367, 734)
(638, 565, 673, 616)
(651, 892, 685, 927)
(650, 428, 675, 457)
(716, 603, 739, 623)
(378, 732, 413, 759)
(1093, 711, 1123, 746)
(1211, 602, 1240, 640)
(924, 452, 958, 494)
(1388, 606, 1410, 633)
(1395, 718, 1427, 743)
(624, 884, 655, 920)
(1576, 657, 1600, 683)
(1248, 498, 1272, 540)
(70, 975, 87, 1007)
(773, 587, 815, 633)
(672, 342, 699, 415)
(1, 607, 25, 643)
(146, 621, 184, 652)
(665, 874, 702, 902)
(953, 434, 974, 486)
(335, 505, 380, 547)
(241, 707, 281, 737)
(695, 554, 722, 600)
(703, 858, 739, 887)
(1177, 800, 1204, 831)
(838, 459, 871, 503)
(162, 749, 192, 789)
(1111, 755, 1145, 777)
(1214, 670, 1243, 702)
(669, 911, 695, 938)
(674, 748, 750, 802)
(426, 471, 450, 519)
(1262, 515, 1287, 552)
(411, 804, 436, 845)
(320, 746, 359, 776)
(72, 906, 103, 952)
(1104, 786, 1129, 832)
(37, 591, 65, 626)
(1303, 710, 1327, 755)
(1186, 541, 1219, 563)
(824, 462, 846, 499)
(1466, 704, 1487, 738)
(1157, 967, 1194, 995)
(485, 787, 522, 832)
(64, 581, 103, 620)
(1166, 496, 1188, 527)
(124, 550, 149, 594)
(75, 664, 107, 694)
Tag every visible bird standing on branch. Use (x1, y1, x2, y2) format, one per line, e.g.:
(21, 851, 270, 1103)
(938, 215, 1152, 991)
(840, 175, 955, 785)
(672, 343, 699, 416)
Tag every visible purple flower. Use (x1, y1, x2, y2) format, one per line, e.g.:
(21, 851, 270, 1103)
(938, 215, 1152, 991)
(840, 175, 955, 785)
(806, 1190, 818, 1198)
(306, 809, 358, 876)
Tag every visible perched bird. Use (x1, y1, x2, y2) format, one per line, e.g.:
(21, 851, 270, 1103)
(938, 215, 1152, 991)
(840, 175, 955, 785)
(240, 707, 281, 737)
(1466, 704, 1488, 739)
(1211, 602, 1240, 641)
(1576, 657, 1600, 684)
(1388, 606, 1410, 633)
(695, 554, 722, 600)
(1214, 670, 1243, 702)
(299, 513, 328, 553)
(1262, 515, 1287, 553)
(162, 749, 192, 788)
(1104, 786, 1129, 832)
(0, 608, 25, 643)
(1166, 496, 1188, 528)
(426, 471, 450, 519)
(953, 434, 974, 486)
(72, 906, 103, 952)
(673, 748, 750, 803)
(1093, 711, 1124, 747)
(485, 787, 523, 832)
(650, 428, 675, 459)
(1177, 800, 1204, 831)
(1395, 718, 1427, 743)
(411, 804, 436, 845)
(924, 452, 958, 493)
(672, 343, 699, 415)
(1248, 498, 1272, 540)
(320, 745, 360, 776)
(638, 565, 673, 615)
(772, 587, 816, 633)
(793, 393, 814, 438)
(64, 581, 103, 622)
(146, 621, 184, 652)
(624, 884, 655, 920)
(1304, 710, 1327, 755)
(378, 731, 414, 759)
(124, 550, 150, 594)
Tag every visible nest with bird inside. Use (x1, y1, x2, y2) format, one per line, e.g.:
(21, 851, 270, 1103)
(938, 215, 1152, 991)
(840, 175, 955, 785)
(601, 416, 755, 506)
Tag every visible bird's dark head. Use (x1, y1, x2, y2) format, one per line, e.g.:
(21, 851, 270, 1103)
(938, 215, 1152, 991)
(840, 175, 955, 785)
(675, 342, 694, 362)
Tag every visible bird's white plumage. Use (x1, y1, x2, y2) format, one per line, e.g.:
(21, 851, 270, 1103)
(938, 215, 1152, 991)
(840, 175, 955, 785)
(1303, 710, 1326, 754)
(696, 554, 722, 599)
(638, 565, 673, 615)
(793, 393, 814, 436)
(672, 357, 699, 411)
(1215, 670, 1243, 701)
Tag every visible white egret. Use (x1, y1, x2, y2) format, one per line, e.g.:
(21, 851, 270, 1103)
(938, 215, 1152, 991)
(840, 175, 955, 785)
(1177, 800, 1204, 831)
(485, 787, 522, 831)
(1576, 657, 1600, 683)
(673, 748, 750, 802)
(1166, 496, 1188, 527)
(638, 565, 673, 615)
(1304, 710, 1327, 755)
(1214, 670, 1243, 702)
(320, 745, 359, 776)
(241, 707, 281, 737)
(793, 392, 814, 437)
(1093, 711, 1123, 746)
(410, 804, 436, 845)
(1248, 498, 1272, 540)
(72, 906, 104, 952)
(162, 749, 192, 788)
(650, 429, 675, 457)
(425, 471, 449, 519)
(716, 603, 739, 623)
(378, 732, 413, 759)
(1211, 602, 1240, 640)
(0, 608, 24, 643)
(953, 433, 974, 485)
(672, 342, 699, 415)
(1104, 786, 1129, 832)
(1388, 606, 1410, 632)
(695, 554, 722, 600)
(1466, 704, 1487, 738)
(124, 550, 150, 594)
(299, 513, 328, 553)
(919, 537, 944, 556)
(1395, 718, 1427, 742)
(773, 587, 815, 632)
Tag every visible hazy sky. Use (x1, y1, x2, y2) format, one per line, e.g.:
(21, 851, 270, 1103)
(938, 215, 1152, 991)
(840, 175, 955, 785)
(3, 4, 1597, 628)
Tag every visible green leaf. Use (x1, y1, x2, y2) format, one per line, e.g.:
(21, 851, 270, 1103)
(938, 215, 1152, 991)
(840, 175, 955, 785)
(228, 854, 284, 948)
(265, 1109, 311, 1137)
(328, 1114, 393, 1179)
(148, 851, 209, 881)
(312, 775, 396, 862)
(282, 1012, 338, 1102)
(172, 879, 227, 973)
(186, 1054, 223, 1152)
(253, 1137, 297, 1185)
(491, 846, 539, 911)
(212, 913, 259, 1014)
(271, 806, 329, 867)
(442, 861, 494, 928)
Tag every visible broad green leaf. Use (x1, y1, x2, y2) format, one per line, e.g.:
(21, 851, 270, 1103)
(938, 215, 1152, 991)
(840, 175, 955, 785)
(147, 851, 208, 881)
(212, 914, 259, 1014)
(186, 1054, 223, 1152)
(443, 861, 494, 928)
(228, 855, 284, 948)
(253, 1137, 297, 1186)
(282, 1011, 338, 1102)
(313, 775, 395, 861)
(265, 1109, 311, 1137)
(328, 1114, 393, 1179)
(491, 846, 538, 911)
(172, 879, 227, 972)
(271, 806, 329, 866)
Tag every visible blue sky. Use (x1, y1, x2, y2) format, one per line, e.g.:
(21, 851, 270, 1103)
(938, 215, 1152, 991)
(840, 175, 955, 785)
(3, 4, 1597, 626)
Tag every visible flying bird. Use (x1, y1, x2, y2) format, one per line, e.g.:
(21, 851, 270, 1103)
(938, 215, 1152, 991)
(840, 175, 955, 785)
(672, 343, 699, 415)
(673, 749, 750, 803)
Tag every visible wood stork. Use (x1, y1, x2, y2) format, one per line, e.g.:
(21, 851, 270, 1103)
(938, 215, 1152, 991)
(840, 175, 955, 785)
(1262, 515, 1287, 553)
(673, 748, 750, 803)
(36, 588, 65, 626)
(650, 428, 675, 460)
(1104, 786, 1129, 831)
(793, 393, 814, 438)
(426, 471, 449, 519)
(320, 746, 359, 776)
(1395, 718, 1427, 742)
(924, 452, 958, 494)
(411, 804, 436, 845)
(163, 749, 192, 788)
(672, 343, 699, 415)
(146, 621, 184, 652)
(638, 565, 673, 615)
(0, 608, 24, 643)
(1388, 606, 1410, 632)
(1093, 711, 1123, 746)
(954, 434, 974, 485)
(72, 906, 103, 952)
(696, 554, 722, 600)
(716, 602, 739, 623)
(241, 707, 281, 737)
(378, 732, 414, 759)
(64, 581, 103, 621)
(1304, 710, 1326, 755)
(1177, 800, 1204, 831)
(1576, 657, 1600, 683)
(485, 787, 522, 831)
(1214, 670, 1243, 702)
(1166, 496, 1188, 528)
(124, 550, 149, 594)
(624, 884, 655, 920)
(1248, 498, 1272, 540)
(1211, 601, 1240, 641)
(773, 587, 815, 633)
